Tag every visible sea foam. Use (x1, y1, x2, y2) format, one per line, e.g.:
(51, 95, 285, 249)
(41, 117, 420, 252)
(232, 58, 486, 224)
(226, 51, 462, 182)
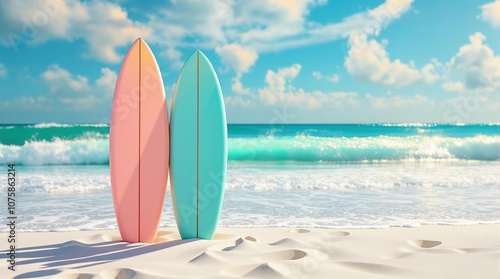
(1, 135, 499, 165)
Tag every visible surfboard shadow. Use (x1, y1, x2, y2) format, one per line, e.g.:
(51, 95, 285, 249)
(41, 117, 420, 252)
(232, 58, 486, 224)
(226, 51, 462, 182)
(13, 237, 198, 278)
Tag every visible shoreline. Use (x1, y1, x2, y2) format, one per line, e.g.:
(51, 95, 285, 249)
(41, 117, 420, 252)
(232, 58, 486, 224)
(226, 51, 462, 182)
(2, 224, 498, 278)
(4, 220, 500, 233)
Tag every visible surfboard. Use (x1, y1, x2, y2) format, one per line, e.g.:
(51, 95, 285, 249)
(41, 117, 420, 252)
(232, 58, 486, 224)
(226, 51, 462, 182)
(170, 50, 227, 240)
(110, 38, 169, 243)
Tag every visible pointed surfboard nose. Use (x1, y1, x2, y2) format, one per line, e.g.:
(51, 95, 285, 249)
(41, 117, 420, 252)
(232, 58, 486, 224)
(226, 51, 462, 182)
(195, 49, 207, 59)
(131, 37, 150, 49)
(186, 49, 203, 59)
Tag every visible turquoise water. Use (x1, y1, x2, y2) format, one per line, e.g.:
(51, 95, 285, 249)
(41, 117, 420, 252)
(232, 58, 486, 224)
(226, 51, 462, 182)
(1, 123, 499, 165)
(0, 123, 499, 231)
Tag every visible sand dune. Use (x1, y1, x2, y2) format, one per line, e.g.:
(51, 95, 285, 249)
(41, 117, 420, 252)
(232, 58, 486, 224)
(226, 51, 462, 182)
(1, 225, 498, 278)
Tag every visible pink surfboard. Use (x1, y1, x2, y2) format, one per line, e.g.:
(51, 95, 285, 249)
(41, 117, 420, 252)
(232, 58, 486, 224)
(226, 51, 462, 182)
(110, 38, 169, 243)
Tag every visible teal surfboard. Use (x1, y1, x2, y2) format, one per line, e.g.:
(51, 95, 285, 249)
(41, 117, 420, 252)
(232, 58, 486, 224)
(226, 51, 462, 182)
(170, 50, 227, 240)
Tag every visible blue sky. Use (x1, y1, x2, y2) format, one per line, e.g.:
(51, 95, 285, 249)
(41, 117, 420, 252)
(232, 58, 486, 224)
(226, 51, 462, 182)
(0, 0, 499, 123)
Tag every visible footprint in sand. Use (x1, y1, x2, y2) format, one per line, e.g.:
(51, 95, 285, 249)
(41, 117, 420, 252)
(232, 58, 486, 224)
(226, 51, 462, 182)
(243, 236, 257, 242)
(290, 228, 310, 233)
(328, 231, 350, 237)
(408, 240, 442, 249)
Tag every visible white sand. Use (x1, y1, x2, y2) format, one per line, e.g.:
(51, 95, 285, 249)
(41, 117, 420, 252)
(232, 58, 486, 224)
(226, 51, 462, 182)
(1, 225, 499, 278)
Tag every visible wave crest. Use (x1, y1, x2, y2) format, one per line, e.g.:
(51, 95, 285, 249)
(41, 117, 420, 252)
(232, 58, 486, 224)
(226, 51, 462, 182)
(0, 137, 108, 165)
(31, 123, 108, 128)
(229, 135, 500, 162)
(0, 135, 498, 166)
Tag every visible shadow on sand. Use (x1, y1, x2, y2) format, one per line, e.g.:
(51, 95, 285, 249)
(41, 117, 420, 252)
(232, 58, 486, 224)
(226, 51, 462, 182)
(4, 231, 197, 279)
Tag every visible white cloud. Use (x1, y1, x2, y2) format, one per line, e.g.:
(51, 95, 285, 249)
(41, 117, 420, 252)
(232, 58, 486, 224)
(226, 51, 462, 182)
(444, 93, 499, 122)
(445, 32, 500, 92)
(215, 44, 258, 95)
(0, 0, 150, 63)
(479, 1, 500, 28)
(230, 73, 250, 95)
(156, 0, 329, 49)
(328, 74, 340, 83)
(221, 64, 358, 109)
(259, 64, 302, 105)
(0, 0, 72, 46)
(75, 1, 151, 63)
(216, 44, 258, 73)
(258, 64, 359, 108)
(225, 95, 253, 108)
(41, 64, 90, 94)
(0, 0, 416, 71)
(366, 93, 434, 108)
(344, 32, 438, 87)
(263, 0, 414, 50)
(312, 71, 322, 80)
(0, 63, 6, 78)
(95, 67, 118, 97)
(312, 71, 339, 82)
(143, 0, 412, 96)
(442, 81, 465, 92)
(0, 96, 49, 110)
(164, 82, 176, 98)
(0, 0, 415, 71)
(40, 64, 117, 109)
(161, 48, 184, 70)
(147, 0, 413, 70)
(235, 0, 326, 46)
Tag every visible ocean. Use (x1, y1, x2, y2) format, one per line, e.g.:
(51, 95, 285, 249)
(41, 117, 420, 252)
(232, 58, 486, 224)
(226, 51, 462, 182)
(0, 123, 499, 232)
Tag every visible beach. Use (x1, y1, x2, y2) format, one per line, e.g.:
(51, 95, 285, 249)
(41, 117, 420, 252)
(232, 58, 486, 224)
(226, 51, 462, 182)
(1, 225, 499, 278)
(0, 123, 499, 278)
